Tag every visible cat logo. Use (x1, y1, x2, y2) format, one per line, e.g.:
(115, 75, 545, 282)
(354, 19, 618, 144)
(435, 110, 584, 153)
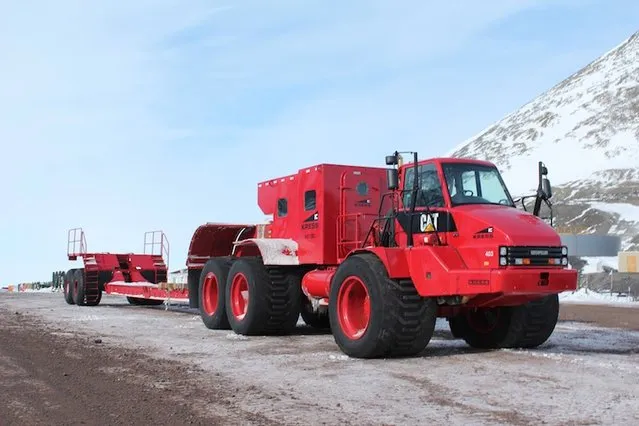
(419, 213, 438, 232)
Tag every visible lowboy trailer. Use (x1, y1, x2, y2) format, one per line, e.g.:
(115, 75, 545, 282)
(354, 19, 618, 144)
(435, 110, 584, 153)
(64, 152, 578, 358)
(63, 228, 183, 306)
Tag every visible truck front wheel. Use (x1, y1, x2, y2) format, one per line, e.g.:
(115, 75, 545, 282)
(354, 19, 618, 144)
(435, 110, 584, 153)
(454, 294, 560, 349)
(329, 253, 437, 359)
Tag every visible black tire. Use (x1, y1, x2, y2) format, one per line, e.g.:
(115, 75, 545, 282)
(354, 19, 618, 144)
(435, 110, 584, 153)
(188, 268, 202, 309)
(515, 294, 560, 348)
(225, 257, 301, 336)
(125, 269, 165, 306)
(456, 293, 560, 349)
(84, 269, 102, 306)
(87, 291, 102, 306)
(199, 257, 232, 330)
(300, 294, 330, 329)
(72, 269, 86, 306)
(126, 297, 164, 306)
(63, 269, 76, 305)
(328, 253, 438, 359)
(448, 316, 464, 339)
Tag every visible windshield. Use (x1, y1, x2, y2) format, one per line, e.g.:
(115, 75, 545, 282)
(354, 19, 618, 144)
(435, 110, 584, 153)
(442, 162, 514, 207)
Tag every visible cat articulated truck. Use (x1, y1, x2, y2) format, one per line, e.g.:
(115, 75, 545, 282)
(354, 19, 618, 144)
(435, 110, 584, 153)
(65, 152, 577, 359)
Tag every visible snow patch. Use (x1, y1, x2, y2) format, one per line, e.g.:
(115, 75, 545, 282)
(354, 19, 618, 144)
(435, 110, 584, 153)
(589, 202, 639, 222)
(560, 288, 639, 306)
(225, 333, 249, 340)
(580, 256, 619, 273)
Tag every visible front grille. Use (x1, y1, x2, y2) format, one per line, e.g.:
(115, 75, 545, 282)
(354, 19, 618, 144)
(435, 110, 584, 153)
(501, 246, 567, 267)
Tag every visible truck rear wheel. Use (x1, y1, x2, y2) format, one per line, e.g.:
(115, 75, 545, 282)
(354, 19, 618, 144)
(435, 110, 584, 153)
(329, 253, 437, 359)
(198, 257, 232, 330)
(225, 257, 300, 336)
(454, 294, 560, 349)
(63, 269, 76, 305)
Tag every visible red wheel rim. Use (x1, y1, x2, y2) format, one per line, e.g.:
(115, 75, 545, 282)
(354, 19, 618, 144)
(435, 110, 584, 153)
(337, 276, 370, 340)
(230, 273, 249, 320)
(201, 272, 218, 315)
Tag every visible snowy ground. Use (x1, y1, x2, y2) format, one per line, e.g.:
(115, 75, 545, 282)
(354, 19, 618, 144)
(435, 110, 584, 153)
(1, 292, 638, 425)
(560, 288, 639, 305)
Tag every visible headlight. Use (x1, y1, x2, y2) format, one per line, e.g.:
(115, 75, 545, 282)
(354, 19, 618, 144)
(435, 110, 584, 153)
(499, 257, 507, 266)
(561, 246, 568, 256)
(499, 246, 507, 256)
(561, 257, 568, 265)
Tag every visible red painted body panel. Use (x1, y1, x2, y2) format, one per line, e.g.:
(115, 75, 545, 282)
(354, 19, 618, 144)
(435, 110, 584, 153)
(187, 223, 255, 269)
(183, 157, 577, 309)
(301, 268, 336, 299)
(405, 246, 575, 297)
(256, 163, 387, 265)
(104, 283, 188, 302)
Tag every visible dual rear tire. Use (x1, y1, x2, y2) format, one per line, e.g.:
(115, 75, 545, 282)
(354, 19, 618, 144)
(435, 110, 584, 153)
(63, 268, 102, 306)
(198, 256, 300, 335)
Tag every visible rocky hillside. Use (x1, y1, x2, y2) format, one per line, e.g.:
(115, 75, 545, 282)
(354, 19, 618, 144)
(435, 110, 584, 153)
(447, 30, 639, 250)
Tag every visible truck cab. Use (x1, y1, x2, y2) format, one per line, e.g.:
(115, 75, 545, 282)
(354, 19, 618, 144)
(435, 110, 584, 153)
(380, 155, 566, 271)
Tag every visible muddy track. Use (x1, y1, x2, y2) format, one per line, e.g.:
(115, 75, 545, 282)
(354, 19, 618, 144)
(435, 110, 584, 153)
(0, 310, 281, 426)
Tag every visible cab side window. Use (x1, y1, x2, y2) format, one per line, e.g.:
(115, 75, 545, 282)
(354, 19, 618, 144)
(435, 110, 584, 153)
(304, 190, 316, 211)
(277, 198, 288, 217)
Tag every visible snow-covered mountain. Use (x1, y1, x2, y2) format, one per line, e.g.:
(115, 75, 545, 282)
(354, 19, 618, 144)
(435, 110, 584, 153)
(447, 30, 639, 250)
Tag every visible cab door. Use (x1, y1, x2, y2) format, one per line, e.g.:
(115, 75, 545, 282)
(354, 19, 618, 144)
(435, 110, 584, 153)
(396, 161, 455, 245)
(337, 169, 385, 259)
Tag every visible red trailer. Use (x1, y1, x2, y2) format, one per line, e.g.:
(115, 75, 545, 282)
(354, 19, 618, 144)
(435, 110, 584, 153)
(63, 228, 183, 306)
(64, 152, 578, 359)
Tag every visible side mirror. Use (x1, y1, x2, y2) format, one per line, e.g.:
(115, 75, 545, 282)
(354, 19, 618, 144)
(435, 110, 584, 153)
(387, 168, 398, 190)
(542, 177, 552, 199)
(538, 161, 548, 176)
(385, 154, 398, 166)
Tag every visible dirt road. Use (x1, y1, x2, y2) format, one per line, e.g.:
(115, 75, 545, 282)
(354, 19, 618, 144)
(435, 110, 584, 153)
(1, 292, 638, 425)
(560, 302, 639, 330)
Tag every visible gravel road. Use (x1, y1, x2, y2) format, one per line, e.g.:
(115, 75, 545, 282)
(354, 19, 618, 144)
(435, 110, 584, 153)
(1, 292, 638, 425)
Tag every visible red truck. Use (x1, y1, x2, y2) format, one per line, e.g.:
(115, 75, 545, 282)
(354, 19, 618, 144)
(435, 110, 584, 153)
(65, 152, 577, 358)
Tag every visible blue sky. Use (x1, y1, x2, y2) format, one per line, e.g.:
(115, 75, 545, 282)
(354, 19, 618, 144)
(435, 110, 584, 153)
(1, 0, 637, 284)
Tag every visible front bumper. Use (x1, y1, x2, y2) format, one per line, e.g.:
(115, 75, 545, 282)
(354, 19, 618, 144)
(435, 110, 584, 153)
(412, 266, 578, 297)
(489, 267, 577, 295)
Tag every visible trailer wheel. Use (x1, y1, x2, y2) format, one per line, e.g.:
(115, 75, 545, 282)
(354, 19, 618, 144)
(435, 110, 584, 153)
(63, 269, 76, 305)
(329, 253, 437, 358)
(198, 257, 232, 330)
(127, 297, 164, 306)
(225, 257, 301, 336)
(127, 270, 165, 306)
(72, 269, 86, 306)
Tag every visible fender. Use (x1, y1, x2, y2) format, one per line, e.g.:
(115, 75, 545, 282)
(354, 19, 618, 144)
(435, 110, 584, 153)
(345, 247, 411, 278)
(234, 238, 300, 265)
